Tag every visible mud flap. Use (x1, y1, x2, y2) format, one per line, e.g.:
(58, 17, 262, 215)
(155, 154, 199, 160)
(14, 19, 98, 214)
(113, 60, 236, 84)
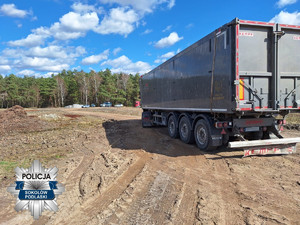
(142, 111, 153, 127)
(211, 135, 223, 146)
(210, 126, 223, 147)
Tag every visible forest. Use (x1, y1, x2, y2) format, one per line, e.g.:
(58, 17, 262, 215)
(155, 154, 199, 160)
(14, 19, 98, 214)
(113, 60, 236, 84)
(0, 69, 141, 108)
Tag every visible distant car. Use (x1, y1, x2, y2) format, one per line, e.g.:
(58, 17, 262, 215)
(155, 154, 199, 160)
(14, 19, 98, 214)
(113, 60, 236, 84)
(81, 105, 90, 108)
(100, 102, 112, 107)
(90, 104, 96, 107)
(135, 101, 140, 107)
(114, 104, 123, 107)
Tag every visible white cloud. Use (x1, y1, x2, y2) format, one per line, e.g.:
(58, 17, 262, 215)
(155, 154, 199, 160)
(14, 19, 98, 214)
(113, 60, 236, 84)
(168, 0, 175, 8)
(72, 66, 81, 71)
(71, 3, 96, 13)
(101, 55, 152, 74)
(154, 51, 175, 64)
(186, 23, 194, 29)
(276, 0, 297, 8)
(2, 45, 85, 73)
(113, 47, 122, 55)
(8, 34, 46, 47)
(59, 12, 99, 32)
(270, 11, 300, 25)
(142, 29, 152, 35)
(154, 32, 183, 48)
(43, 72, 58, 78)
(99, 0, 175, 15)
(0, 65, 11, 73)
(0, 56, 10, 64)
(17, 57, 68, 71)
(51, 23, 85, 40)
(16, 69, 35, 76)
(0, 4, 29, 18)
(8, 11, 101, 46)
(163, 25, 172, 32)
(26, 46, 68, 59)
(7, 0, 174, 47)
(94, 7, 139, 36)
(81, 49, 109, 65)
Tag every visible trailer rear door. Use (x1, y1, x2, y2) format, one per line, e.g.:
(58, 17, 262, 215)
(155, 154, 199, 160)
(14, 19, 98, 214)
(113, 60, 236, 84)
(278, 25, 300, 109)
(236, 20, 300, 111)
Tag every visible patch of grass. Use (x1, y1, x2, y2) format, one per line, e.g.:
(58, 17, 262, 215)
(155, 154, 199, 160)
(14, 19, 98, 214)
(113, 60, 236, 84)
(55, 154, 62, 159)
(286, 113, 300, 124)
(0, 161, 17, 173)
(0, 159, 32, 178)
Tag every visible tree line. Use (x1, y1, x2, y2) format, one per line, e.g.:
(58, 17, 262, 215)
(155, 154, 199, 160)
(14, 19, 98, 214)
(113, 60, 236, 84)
(0, 69, 141, 108)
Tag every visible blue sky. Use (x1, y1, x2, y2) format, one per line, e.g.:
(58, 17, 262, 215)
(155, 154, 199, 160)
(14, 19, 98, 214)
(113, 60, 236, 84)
(0, 0, 299, 77)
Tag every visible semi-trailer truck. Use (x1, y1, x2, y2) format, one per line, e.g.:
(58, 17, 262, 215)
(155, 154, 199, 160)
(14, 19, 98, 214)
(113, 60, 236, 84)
(140, 18, 300, 155)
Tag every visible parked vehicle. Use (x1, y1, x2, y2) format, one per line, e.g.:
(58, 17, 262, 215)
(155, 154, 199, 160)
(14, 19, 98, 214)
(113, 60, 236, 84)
(135, 101, 140, 107)
(90, 104, 96, 107)
(140, 18, 300, 156)
(100, 102, 112, 107)
(81, 105, 90, 108)
(114, 104, 124, 107)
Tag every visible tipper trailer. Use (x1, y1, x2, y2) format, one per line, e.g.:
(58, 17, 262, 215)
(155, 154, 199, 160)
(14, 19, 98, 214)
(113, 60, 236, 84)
(140, 18, 300, 155)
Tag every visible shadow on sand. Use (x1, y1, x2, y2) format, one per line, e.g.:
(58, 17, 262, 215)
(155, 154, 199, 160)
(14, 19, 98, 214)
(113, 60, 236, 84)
(103, 119, 244, 159)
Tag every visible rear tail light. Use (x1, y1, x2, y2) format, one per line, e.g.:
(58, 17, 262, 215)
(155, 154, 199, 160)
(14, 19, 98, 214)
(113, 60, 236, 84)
(239, 128, 245, 132)
(215, 122, 223, 128)
(215, 122, 231, 128)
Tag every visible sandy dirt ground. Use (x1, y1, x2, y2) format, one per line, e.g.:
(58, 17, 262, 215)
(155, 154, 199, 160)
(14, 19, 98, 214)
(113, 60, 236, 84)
(0, 107, 300, 225)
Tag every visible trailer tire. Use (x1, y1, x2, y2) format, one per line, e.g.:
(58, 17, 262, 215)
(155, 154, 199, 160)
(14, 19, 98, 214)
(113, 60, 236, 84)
(179, 116, 194, 144)
(194, 119, 213, 151)
(168, 115, 179, 139)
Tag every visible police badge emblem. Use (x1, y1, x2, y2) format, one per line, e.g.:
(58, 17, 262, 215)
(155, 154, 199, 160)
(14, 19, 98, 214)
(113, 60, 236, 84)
(7, 160, 65, 220)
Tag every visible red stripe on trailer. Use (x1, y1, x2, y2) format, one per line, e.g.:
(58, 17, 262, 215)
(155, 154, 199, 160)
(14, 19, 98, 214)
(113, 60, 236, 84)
(236, 24, 240, 109)
(239, 20, 275, 26)
(280, 24, 300, 29)
(254, 106, 268, 109)
(241, 108, 252, 111)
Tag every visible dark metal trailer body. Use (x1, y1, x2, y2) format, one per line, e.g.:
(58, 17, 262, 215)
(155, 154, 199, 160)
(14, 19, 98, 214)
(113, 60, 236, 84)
(141, 18, 300, 113)
(140, 18, 300, 153)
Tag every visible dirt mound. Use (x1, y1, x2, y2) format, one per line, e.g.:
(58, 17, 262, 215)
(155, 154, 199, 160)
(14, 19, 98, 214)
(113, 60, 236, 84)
(0, 105, 27, 121)
(0, 105, 50, 135)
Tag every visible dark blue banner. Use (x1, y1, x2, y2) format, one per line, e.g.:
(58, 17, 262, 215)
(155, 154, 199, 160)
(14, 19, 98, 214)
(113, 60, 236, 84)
(18, 190, 55, 200)
(15, 181, 58, 200)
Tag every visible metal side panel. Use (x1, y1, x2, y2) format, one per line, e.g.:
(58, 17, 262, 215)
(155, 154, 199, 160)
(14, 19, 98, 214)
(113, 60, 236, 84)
(278, 27, 300, 109)
(238, 24, 273, 110)
(141, 25, 234, 112)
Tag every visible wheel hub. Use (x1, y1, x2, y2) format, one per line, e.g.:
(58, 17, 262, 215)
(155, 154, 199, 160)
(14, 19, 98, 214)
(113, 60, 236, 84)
(196, 126, 207, 145)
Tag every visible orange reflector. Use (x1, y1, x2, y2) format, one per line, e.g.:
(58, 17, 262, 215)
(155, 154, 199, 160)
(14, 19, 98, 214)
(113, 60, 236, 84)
(239, 79, 244, 100)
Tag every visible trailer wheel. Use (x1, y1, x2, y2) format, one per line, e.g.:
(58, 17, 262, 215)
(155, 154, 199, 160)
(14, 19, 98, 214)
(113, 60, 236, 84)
(179, 116, 194, 144)
(194, 119, 212, 151)
(168, 115, 179, 138)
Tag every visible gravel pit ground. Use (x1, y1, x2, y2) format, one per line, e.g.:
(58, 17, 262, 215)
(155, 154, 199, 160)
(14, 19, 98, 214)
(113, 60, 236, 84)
(0, 107, 300, 225)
